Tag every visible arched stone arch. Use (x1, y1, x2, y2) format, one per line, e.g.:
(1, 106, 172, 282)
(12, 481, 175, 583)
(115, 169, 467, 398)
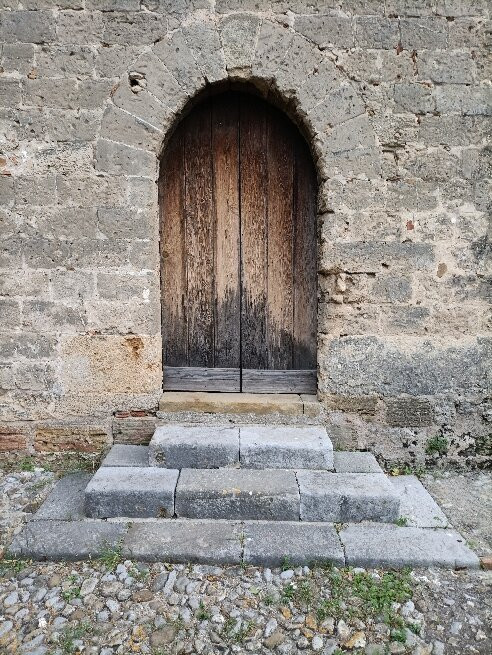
(97, 17, 381, 187)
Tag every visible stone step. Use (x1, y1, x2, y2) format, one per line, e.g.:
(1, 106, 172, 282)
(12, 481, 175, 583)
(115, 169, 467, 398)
(158, 391, 320, 416)
(148, 424, 334, 470)
(85, 467, 179, 519)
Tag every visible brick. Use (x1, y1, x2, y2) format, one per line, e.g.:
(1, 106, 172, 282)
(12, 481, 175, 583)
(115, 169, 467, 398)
(35, 425, 110, 453)
(149, 425, 239, 469)
(113, 416, 157, 445)
(386, 397, 433, 427)
(85, 466, 179, 518)
(0, 11, 54, 43)
(0, 426, 28, 452)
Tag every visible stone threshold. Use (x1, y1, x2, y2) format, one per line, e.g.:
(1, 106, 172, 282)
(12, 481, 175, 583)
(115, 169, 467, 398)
(6, 472, 479, 570)
(158, 392, 320, 416)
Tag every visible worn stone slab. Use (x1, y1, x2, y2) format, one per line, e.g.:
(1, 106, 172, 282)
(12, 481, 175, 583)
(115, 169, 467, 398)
(158, 392, 304, 416)
(243, 521, 345, 567)
(33, 473, 91, 521)
(390, 475, 450, 528)
(298, 471, 400, 523)
(123, 519, 243, 564)
(149, 425, 239, 468)
(333, 451, 383, 474)
(8, 520, 128, 561)
(175, 469, 300, 520)
(340, 524, 480, 569)
(240, 425, 333, 470)
(101, 444, 149, 468)
(85, 467, 179, 519)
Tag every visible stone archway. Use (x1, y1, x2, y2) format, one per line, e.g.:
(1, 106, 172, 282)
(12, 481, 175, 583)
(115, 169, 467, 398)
(96, 17, 381, 395)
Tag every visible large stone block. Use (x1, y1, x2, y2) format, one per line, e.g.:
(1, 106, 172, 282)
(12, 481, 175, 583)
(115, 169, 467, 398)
(175, 469, 300, 520)
(243, 522, 345, 567)
(340, 524, 479, 569)
(355, 17, 399, 49)
(418, 51, 475, 84)
(34, 473, 91, 521)
(123, 519, 243, 564)
(100, 105, 163, 151)
(149, 425, 239, 468)
(333, 452, 383, 474)
(158, 391, 304, 415)
(400, 18, 448, 49)
(101, 444, 149, 468)
(320, 242, 435, 275)
(152, 31, 204, 94)
(95, 139, 156, 176)
(34, 424, 111, 453)
(386, 398, 433, 427)
(252, 21, 293, 81)
(294, 14, 354, 48)
(390, 475, 449, 528)
(183, 23, 226, 84)
(298, 471, 400, 522)
(0, 10, 55, 44)
(220, 13, 259, 70)
(240, 425, 334, 470)
(85, 466, 179, 518)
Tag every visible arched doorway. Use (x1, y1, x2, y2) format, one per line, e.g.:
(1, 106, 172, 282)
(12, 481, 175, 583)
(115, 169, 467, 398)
(159, 90, 317, 393)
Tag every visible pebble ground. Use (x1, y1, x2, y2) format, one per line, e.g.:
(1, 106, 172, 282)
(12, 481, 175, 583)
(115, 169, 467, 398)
(0, 467, 490, 655)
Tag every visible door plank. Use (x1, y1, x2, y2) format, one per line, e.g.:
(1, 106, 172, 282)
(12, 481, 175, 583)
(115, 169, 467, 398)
(240, 95, 268, 371)
(266, 108, 295, 370)
(184, 104, 215, 367)
(212, 94, 241, 368)
(163, 366, 241, 392)
(242, 369, 316, 393)
(293, 132, 317, 370)
(160, 130, 187, 366)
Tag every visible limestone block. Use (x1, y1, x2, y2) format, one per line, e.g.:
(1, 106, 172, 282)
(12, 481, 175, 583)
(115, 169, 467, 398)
(275, 32, 323, 98)
(113, 416, 157, 445)
(95, 139, 156, 176)
(123, 519, 243, 564)
(400, 18, 448, 49)
(298, 471, 400, 522)
(240, 425, 334, 470)
(243, 522, 345, 567)
(129, 52, 185, 109)
(0, 80, 21, 108)
(55, 11, 105, 44)
(355, 17, 399, 49)
(34, 473, 91, 520)
(150, 425, 239, 469)
(0, 10, 55, 44)
(85, 466, 179, 518)
(183, 23, 226, 84)
(158, 391, 304, 416)
(1, 43, 35, 75)
(111, 84, 169, 131)
(308, 82, 365, 129)
(418, 51, 475, 84)
(8, 520, 128, 561)
(333, 452, 383, 474)
(320, 241, 435, 275)
(100, 105, 163, 151)
(102, 11, 167, 45)
(386, 398, 433, 427)
(36, 46, 95, 77)
(252, 21, 294, 81)
(34, 424, 111, 453)
(390, 475, 450, 528)
(152, 31, 204, 94)
(175, 469, 300, 521)
(220, 13, 260, 70)
(295, 57, 340, 115)
(394, 83, 434, 114)
(101, 444, 149, 468)
(23, 300, 87, 333)
(340, 524, 479, 569)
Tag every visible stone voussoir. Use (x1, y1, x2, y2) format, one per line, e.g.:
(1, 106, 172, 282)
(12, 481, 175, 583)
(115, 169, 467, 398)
(85, 466, 179, 519)
(149, 425, 239, 468)
(240, 425, 334, 470)
(175, 468, 300, 521)
(297, 471, 400, 523)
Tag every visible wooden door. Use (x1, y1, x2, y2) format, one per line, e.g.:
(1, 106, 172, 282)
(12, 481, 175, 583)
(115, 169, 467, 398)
(159, 91, 317, 393)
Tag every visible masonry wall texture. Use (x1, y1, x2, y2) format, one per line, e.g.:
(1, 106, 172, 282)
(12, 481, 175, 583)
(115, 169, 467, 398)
(0, 0, 490, 468)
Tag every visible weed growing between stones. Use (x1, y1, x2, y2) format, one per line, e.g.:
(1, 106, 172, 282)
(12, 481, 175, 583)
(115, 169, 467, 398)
(97, 539, 123, 572)
(0, 557, 31, 577)
(395, 516, 409, 526)
(425, 435, 449, 456)
(57, 621, 94, 655)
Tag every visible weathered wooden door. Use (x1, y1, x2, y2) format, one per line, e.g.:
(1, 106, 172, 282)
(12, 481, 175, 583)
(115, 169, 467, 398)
(159, 91, 317, 393)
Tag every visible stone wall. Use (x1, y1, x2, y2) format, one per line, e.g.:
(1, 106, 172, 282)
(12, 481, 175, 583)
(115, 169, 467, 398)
(0, 0, 490, 467)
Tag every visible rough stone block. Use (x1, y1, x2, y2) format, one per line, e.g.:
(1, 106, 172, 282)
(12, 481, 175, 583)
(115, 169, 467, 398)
(240, 426, 334, 470)
(243, 521, 345, 567)
(418, 51, 475, 84)
(183, 23, 226, 84)
(95, 139, 156, 176)
(321, 241, 434, 275)
(394, 82, 434, 114)
(55, 10, 105, 44)
(152, 31, 204, 94)
(298, 471, 400, 522)
(158, 391, 304, 416)
(0, 425, 29, 452)
(340, 524, 480, 569)
(252, 20, 294, 81)
(34, 473, 91, 521)
(175, 469, 300, 521)
(34, 425, 110, 453)
(0, 10, 55, 44)
(100, 105, 163, 151)
(149, 425, 239, 468)
(101, 445, 149, 468)
(400, 18, 448, 49)
(390, 475, 450, 528)
(386, 398, 433, 427)
(220, 13, 259, 70)
(355, 17, 399, 49)
(8, 520, 128, 561)
(294, 14, 354, 48)
(0, 79, 21, 107)
(85, 466, 179, 518)
(333, 452, 383, 474)
(113, 416, 157, 445)
(123, 519, 243, 564)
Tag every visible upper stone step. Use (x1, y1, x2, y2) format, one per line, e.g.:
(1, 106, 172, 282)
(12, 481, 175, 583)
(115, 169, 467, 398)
(149, 424, 334, 470)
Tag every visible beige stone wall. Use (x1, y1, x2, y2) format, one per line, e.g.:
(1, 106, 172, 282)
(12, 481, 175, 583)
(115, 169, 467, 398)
(0, 0, 490, 466)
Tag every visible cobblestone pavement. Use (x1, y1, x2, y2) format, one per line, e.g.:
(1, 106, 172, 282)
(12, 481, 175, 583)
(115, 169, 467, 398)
(0, 467, 490, 655)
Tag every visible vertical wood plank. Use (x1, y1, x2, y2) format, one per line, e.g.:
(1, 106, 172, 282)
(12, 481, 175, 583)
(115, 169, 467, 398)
(240, 94, 269, 371)
(212, 93, 241, 368)
(184, 103, 215, 367)
(159, 130, 187, 367)
(266, 106, 295, 370)
(293, 133, 317, 370)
